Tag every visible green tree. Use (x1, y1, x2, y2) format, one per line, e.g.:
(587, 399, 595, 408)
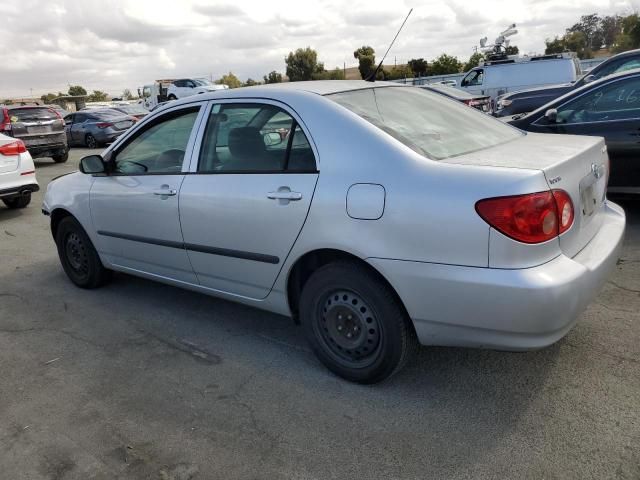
(88, 90, 108, 102)
(216, 72, 242, 89)
(383, 65, 413, 80)
(285, 47, 324, 81)
(243, 78, 261, 87)
(40, 92, 58, 103)
(568, 13, 603, 50)
(263, 71, 283, 83)
(312, 67, 345, 80)
(505, 45, 519, 55)
(407, 58, 428, 77)
(601, 15, 623, 48)
(463, 52, 484, 72)
(68, 85, 87, 96)
(122, 89, 134, 100)
(545, 31, 592, 59)
(2, 99, 13, 105)
(429, 54, 463, 75)
(353, 45, 376, 80)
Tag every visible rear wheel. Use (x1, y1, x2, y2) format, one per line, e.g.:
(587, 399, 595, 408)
(299, 261, 418, 384)
(85, 134, 98, 149)
(52, 151, 69, 163)
(55, 216, 111, 288)
(2, 194, 31, 209)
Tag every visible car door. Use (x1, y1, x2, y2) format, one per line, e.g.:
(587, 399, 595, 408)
(63, 114, 74, 144)
(179, 101, 319, 299)
(89, 103, 206, 282)
(70, 112, 88, 145)
(529, 74, 640, 189)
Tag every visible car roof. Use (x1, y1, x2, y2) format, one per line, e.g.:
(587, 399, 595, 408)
(420, 83, 480, 100)
(170, 80, 404, 106)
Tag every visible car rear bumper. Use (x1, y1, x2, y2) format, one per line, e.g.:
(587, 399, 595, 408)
(26, 143, 67, 157)
(0, 182, 40, 198)
(368, 201, 626, 350)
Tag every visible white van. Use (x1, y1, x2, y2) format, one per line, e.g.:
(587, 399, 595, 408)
(459, 53, 581, 101)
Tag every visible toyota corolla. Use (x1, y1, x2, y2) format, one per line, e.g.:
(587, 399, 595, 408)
(42, 81, 625, 383)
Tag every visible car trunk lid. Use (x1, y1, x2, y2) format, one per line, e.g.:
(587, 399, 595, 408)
(443, 132, 608, 258)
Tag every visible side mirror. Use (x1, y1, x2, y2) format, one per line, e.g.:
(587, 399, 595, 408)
(544, 108, 558, 123)
(79, 155, 106, 174)
(263, 132, 283, 146)
(583, 74, 595, 84)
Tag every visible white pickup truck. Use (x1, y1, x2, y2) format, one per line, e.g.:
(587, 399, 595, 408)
(139, 78, 228, 110)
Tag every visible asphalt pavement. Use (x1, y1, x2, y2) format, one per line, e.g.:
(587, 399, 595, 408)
(1, 148, 638, 479)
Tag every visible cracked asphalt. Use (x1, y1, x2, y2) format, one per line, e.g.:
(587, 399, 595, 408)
(1, 149, 639, 480)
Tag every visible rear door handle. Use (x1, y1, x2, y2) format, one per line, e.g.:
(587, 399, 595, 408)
(267, 191, 302, 201)
(153, 188, 177, 197)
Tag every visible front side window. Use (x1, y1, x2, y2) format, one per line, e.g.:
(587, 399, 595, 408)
(329, 87, 522, 160)
(462, 69, 483, 87)
(555, 77, 640, 124)
(113, 108, 199, 174)
(198, 103, 316, 172)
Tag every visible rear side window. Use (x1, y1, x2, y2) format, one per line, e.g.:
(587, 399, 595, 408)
(198, 103, 316, 173)
(329, 87, 522, 160)
(9, 108, 58, 122)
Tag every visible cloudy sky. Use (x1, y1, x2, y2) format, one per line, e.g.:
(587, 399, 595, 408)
(1, 0, 636, 98)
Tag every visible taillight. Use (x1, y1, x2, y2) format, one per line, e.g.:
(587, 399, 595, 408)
(1, 108, 11, 133)
(552, 189, 574, 234)
(0, 140, 27, 156)
(96, 122, 113, 129)
(476, 190, 574, 244)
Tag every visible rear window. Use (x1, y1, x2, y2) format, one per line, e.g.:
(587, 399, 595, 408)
(328, 87, 522, 160)
(8, 107, 58, 122)
(90, 109, 125, 119)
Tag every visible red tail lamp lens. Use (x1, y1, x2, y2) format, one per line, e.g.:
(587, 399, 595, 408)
(476, 190, 574, 244)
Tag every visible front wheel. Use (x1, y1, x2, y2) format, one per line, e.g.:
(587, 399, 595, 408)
(85, 134, 98, 149)
(3, 194, 31, 209)
(299, 261, 418, 384)
(55, 216, 111, 288)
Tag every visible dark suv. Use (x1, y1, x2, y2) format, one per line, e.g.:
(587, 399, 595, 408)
(1, 105, 69, 162)
(494, 49, 640, 117)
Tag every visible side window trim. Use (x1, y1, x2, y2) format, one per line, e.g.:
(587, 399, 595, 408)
(188, 98, 319, 174)
(105, 102, 207, 176)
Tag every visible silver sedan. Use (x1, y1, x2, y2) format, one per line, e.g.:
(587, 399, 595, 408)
(42, 81, 625, 383)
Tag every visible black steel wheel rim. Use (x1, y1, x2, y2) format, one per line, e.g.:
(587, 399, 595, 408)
(65, 232, 89, 276)
(315, 289, 383, 368)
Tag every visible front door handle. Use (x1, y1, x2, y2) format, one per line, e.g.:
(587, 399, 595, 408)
(267, 191, 302, 201)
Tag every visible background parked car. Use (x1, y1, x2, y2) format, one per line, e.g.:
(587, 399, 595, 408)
(495, 49, 640, 117)
(508, 68, 640, 194)
(64, 109, 136, 148)
(167, 78, 228, 100)
(459, 52, 580, 102)
(419, 83, 491, 112)
(111, 104, 149, 121)
(0, 133, 38, 208)
(1, 105, 68, 163)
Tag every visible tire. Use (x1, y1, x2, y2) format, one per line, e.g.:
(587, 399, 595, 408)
(52, 151, 69, 163)
(85, 134, 98, 149)
(168, 94, 177, 100)
(55, 216, 111, 289)
(299, 261, 418, 384)
(2, 194, 31, 209)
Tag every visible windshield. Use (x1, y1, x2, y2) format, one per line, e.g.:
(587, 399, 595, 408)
(193, 78, 213, 86)
(328, 87, 522, 160)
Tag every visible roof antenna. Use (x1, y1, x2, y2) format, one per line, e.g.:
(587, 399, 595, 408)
(366, 8, 413, 82)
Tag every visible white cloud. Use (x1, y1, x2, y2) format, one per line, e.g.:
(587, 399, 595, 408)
(0, 0, 635, 98)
